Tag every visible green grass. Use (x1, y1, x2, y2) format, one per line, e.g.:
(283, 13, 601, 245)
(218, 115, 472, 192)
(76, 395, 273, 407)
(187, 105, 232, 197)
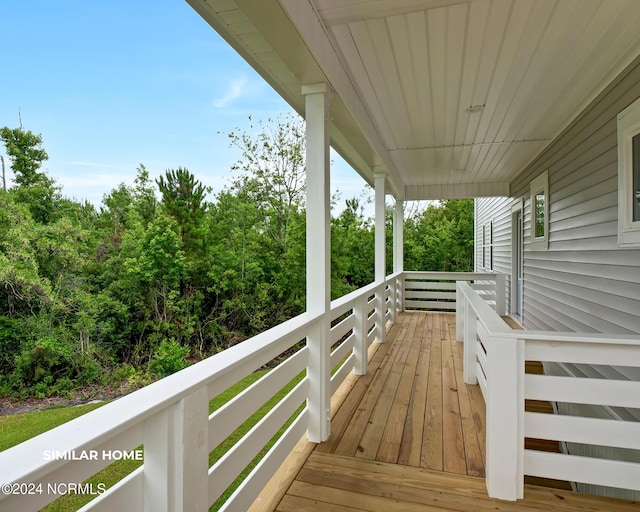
(0, 402, 106, 452)
(1, 369, 304, 511)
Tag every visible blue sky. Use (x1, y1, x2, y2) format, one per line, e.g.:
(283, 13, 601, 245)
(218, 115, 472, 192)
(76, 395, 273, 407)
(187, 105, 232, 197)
(0, 0, 368, 212)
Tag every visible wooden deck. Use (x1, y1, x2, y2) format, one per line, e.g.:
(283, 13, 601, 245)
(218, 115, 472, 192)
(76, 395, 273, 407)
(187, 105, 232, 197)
(250, 312, 638, 512)
(317, 311, 484, 476)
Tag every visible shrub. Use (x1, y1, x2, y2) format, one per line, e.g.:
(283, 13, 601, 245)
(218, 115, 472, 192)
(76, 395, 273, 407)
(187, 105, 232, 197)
(149, 339, 189, 378)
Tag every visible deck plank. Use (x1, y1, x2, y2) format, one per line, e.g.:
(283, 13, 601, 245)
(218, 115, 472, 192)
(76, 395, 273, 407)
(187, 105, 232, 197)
(316, 340, 389, 454)
(263, 312, 637, 512)
(331, 326, 407, 457)
(439, 313, 466, 474)
(376, 313, 422, 463)
(285, 453, 639, 512)
(397, 313, 430, 467)
(355, 315, 416, 460)
(421, 314, 443, 470)
(450, 319, 485, 477)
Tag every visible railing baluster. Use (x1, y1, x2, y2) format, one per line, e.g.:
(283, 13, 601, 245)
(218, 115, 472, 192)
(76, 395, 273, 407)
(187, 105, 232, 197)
(353, 294, 368, 376)
(389, 280, 397, 324)
(143, 387, 209, 511)
(456, 284, 464, 342)
(485, 336, 525, 501)
(375, 284, 386, 343)
(495, 273, 507, 316)
(462, 294, 477, 385)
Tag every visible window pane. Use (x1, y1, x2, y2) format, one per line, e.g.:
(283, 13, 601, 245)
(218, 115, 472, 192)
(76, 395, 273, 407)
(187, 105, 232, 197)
(534, 192, 545, 238)
(633, 133, 640, 222)
(482, 225, 486, 267)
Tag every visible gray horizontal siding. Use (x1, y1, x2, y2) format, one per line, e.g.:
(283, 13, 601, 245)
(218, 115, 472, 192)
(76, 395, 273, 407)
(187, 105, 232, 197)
(474, 197, 512, 311)
(510, 54, 640, 335)
(475, 55, 640, 500)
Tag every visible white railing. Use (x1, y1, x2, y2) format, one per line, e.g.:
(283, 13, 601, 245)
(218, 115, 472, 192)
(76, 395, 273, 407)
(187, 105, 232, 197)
(457, 280, 640, 501)
(0, 275, 399, 512)
(405, 271, 505, 314)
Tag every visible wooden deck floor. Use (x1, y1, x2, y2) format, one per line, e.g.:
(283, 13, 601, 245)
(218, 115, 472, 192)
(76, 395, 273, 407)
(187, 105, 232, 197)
(251, 312, 638, 512)
(317, 311, 484, 476)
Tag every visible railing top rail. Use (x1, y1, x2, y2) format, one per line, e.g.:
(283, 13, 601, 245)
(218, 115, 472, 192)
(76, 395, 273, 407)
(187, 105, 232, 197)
(458, 281, 640, 346)
(405, 271, 500, 279)
(457, 281, 510, 334)
(329, 272, 399, 312)
(494, 329, 640, 346)
(0, 310, 321, 486)
(330, 281, 380, 311)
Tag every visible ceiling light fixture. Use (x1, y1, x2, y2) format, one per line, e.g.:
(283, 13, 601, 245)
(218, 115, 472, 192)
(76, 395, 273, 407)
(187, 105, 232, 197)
(465, 104, 485, 113)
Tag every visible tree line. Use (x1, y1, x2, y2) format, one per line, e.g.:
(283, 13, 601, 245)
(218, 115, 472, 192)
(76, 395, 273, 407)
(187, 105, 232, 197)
(0, 115, 473, 398)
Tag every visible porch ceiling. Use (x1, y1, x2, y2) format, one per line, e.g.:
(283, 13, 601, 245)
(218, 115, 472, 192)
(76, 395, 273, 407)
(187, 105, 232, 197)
(187, 0, 640, 200)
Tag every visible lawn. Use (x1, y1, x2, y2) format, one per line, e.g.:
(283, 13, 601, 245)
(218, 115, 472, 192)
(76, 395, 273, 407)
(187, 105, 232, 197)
(1, 369, 303, 511)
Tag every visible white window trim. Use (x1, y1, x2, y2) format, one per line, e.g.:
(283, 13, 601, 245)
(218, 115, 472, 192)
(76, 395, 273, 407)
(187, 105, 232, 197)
(617, 96, 640, 247)
(529, 170, 549, 250)
(479, 221, 494, 270)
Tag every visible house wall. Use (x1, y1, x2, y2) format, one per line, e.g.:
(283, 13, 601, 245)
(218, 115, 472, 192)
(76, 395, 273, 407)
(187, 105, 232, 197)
(475, 54, 640, 499)
(474, 197, 513, 309)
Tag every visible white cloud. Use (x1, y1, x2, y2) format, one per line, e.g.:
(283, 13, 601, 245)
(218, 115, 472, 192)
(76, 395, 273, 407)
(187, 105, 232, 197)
(212, 76, 248, 108)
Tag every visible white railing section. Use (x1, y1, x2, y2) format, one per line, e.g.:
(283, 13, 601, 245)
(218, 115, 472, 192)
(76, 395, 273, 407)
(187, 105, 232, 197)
(405, 271, 505, 314)
(0, 274, 398, 512)
(457, 280, 640, 502)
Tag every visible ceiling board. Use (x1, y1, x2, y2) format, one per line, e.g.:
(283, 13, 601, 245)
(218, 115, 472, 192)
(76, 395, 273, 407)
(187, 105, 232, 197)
(190, 0, 640, 199)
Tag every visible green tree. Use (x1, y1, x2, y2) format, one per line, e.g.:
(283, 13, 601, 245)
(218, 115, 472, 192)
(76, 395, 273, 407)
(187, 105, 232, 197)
(224, 114, 305, 252)
(404, 199, 474, 272)
(133, 164, 157, 226)
(331, 197, 374, 297)
(0, 126, 48, 187)
(0, 194, 53, 315)
(156, 168, 209, 285)
(156, 167, 208, 237)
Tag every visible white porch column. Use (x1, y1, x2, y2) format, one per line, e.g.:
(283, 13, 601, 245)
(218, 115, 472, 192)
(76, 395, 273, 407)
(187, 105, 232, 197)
(393, 200, 404, 273)
(374, 170, 386, 343)
(393, 200, 404, 315)
(303, 83, 331, 443)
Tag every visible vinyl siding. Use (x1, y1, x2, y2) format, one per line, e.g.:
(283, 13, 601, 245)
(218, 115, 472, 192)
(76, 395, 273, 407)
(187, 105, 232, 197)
(474, 196, 512, 310)
(493, 53, 640, 335)
(474, 54, 640, 500)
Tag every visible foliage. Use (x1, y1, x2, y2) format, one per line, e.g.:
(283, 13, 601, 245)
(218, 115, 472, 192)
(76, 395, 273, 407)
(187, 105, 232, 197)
(0, 120, 474, 398)
(0, 126, 48, 187)
(404, 199, 474, 272)
(150, 339, 190, 377)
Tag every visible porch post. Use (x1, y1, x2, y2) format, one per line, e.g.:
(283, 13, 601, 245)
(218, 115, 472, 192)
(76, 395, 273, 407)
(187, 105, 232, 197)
(303, 83, 331, 443)
(495, 273, 507, 316)
(393, 200, 403, 274)
(393, 200, 404, 314)
(486, 336, 525, 500)
(374, 170, 386, 343)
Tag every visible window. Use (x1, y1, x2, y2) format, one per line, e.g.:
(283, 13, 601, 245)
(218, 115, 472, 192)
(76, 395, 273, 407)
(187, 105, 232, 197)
(481, 224, 486, 268)
(529, 170, 548, 250)
(481, 221, 494, 270)
(489, 221, 494, 270)
(618, 97, 640, 247)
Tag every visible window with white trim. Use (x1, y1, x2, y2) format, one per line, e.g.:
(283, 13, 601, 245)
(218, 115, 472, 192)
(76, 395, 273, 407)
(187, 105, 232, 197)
(617, 97, 640, 247)
(481, 224, 486, 268)
(481, 221, 494, 270)
(529, 170, 548, 250)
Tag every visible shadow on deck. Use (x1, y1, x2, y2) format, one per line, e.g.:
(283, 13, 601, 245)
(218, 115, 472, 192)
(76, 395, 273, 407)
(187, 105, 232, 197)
(250, 312, 637, 512)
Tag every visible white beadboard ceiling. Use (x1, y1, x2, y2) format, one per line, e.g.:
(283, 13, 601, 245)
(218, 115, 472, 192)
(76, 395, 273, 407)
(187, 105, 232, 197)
(187, 0, 640, 200)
